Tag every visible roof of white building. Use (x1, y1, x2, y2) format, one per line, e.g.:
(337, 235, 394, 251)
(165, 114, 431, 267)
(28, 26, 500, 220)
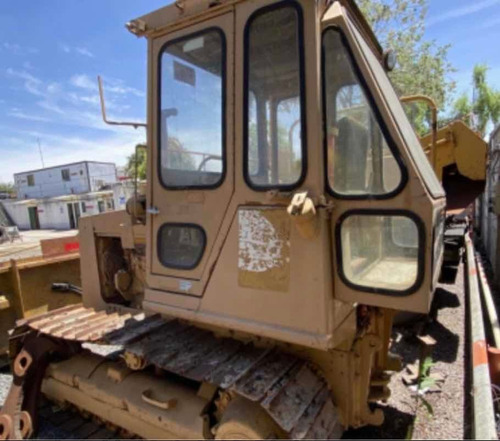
(4, 190, 114, 206)
(14, 161, 116, 177)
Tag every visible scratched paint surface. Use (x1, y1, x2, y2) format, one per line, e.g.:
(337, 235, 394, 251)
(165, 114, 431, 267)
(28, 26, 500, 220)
(238, 209, 290, 292)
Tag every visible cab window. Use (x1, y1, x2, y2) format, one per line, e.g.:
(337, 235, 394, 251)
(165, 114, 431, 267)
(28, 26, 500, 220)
(245, 3, 306, 190)
(323, 28, 404, 198)
(159, 29, 225, 188)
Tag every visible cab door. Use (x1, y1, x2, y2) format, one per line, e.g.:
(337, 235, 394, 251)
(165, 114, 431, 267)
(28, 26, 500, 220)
(321, 3, 445, 313)
(147, 13, 234, 296)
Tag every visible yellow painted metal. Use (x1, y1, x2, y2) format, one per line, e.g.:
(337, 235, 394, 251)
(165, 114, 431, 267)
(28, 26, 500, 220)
(419, 120, 487, 182)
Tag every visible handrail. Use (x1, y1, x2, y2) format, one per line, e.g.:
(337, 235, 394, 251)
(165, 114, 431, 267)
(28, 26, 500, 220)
(400, 95, 438, 169)
(465, 234, 498, 439)
(98, 76, 147, 129)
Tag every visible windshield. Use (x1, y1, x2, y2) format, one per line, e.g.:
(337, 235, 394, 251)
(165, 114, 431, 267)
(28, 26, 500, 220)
(159, 29, 225, 188)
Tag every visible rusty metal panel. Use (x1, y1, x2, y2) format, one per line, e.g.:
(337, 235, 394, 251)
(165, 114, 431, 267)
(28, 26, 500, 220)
(185, 338, 243, 381)
(233, 350, 298, 401)
(124, 320, 190, 357)
(263, 364, 325, 432)
(160, 331, 217, 375)
(53, 311, 108, 338)
(35, 309, 97, 333)
(208, 345, 272, 389)
(290, 388, 330, 439)
(304, 398, 342, 439)
(28, 306, 87, 330)
(18, 303, 83, 327)
(104, 314, 165, 345)
(147, 327, 209, 368)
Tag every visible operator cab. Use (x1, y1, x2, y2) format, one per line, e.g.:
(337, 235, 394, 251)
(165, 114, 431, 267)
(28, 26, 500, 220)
(124, 0, 445, 349)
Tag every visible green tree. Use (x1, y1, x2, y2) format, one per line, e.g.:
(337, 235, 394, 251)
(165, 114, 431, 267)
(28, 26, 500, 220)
(125, 144, 147, 180)
(453, 64, 500, 136)
(0, 182, 14, 194)
(357, 0, 456, 135)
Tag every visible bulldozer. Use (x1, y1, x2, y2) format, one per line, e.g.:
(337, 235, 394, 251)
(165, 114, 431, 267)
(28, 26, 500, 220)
(0, 0, 460, 438)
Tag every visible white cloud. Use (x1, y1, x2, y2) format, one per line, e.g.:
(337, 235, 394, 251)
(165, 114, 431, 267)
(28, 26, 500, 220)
(7, 110, 52, 123)
(3, 43, 38, 55)
(6, 68, 44, 96)
(70, 74, 96, 90)
(59, 43, 94, 58)
(428, 0, 500, 27)
(75, 47, 94, 58)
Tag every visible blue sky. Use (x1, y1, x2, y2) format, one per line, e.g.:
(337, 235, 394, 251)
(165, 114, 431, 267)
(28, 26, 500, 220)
(0, 0, 499, 183)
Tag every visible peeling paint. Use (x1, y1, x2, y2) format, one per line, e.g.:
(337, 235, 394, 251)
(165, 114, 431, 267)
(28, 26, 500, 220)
(239, 209, 285, 272)
(238, 209, 290, 291)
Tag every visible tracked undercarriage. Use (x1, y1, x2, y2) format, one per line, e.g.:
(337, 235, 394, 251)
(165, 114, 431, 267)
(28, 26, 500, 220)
(2, 305, 346, 439)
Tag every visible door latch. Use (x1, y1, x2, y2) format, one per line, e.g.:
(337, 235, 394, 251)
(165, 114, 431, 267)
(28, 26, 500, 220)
(287, 191, 319, 240)
(146, 206, 160, 215)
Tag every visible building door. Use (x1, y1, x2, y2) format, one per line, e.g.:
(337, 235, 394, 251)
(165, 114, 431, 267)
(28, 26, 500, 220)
(67, 204, 76, 229)
(28, 207, 40, 230)
(98, 200, 105, 213)
(73, 202, 81, 228)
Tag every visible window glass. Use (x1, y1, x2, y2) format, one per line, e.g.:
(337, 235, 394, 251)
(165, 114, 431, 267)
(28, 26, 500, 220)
(61, 169, 70, 182)
(158, 224, 206, 270)
(323, 28, 402, 196)
(340, 214, 420, 292)
(27, 175, 35, 187)
(245, 5, 304, 188)
(159, 29, 224, 188)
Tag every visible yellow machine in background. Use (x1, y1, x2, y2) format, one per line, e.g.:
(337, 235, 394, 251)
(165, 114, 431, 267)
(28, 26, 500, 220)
(420, 119, 487, 211)
(403, 94, 487, 212)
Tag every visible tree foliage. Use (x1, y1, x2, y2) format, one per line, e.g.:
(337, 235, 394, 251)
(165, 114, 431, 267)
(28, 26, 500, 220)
(452, 65, 500, 137)
(0, 182, 14, 192)
(357, 0, 456, 135)
(125, 144, 147, 180)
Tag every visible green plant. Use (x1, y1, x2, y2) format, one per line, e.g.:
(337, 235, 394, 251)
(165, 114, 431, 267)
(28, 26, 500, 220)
(406, 356, 437, 439)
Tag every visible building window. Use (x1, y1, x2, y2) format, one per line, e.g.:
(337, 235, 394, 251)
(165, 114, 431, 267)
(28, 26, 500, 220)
(81, 202, 86, 213)
(98, 200, 105, 213)
(158, 224, 206, 270)
(61, 169, 71, 181)
(159, 28, 225, 188)
(27, 174, 35, 187)
(244, 3, 306, 190)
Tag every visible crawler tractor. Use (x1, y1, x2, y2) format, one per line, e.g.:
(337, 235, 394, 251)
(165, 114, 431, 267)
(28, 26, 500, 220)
(1, 0, 452, 439)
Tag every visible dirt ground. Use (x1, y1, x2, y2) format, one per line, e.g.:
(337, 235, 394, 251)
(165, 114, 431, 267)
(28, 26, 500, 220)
(0, 229, 78, 263)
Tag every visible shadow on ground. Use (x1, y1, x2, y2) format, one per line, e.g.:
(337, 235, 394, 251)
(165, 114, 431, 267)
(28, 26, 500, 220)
(343, 405, 414, 439)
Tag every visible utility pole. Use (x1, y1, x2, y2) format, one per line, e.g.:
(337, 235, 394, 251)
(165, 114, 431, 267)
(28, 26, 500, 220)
(37, 138, 45, 168)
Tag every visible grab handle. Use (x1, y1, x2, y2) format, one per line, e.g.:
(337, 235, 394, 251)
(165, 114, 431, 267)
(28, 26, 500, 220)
(141, 389, 177, 410)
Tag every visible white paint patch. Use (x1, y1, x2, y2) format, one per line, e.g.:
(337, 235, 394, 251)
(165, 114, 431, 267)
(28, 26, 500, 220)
(238, 209, 284, 273)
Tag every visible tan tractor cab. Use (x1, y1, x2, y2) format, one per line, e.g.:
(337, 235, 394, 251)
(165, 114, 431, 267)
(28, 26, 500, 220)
(1, 1, 446, 439)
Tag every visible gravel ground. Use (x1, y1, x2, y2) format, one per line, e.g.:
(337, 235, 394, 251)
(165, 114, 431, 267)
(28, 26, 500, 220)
(0, 262, 470, 439)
